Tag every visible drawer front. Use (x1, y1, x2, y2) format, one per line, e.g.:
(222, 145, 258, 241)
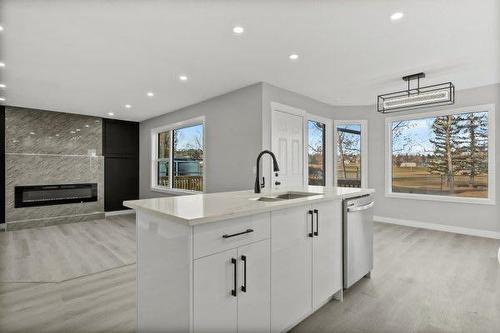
(193, 213, 271, 259)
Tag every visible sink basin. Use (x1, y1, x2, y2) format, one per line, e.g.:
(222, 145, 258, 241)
(255, 196, 283, 202)
(252, 191, 320, 202)
(275, 192, 319, 200)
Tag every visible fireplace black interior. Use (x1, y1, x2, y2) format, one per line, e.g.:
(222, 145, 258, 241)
(15, 183, 98, 208)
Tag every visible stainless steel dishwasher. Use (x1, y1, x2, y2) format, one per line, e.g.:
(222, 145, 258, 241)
(343, 194, 374, 289)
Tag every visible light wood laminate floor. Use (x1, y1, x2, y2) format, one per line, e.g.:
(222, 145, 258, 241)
(0, 215, 136, 282)
(1, 216, 499, 332)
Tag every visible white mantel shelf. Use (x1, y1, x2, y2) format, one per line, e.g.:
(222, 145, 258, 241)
(124, 186, 374, 225)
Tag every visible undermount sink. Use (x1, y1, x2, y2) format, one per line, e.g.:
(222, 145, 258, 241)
(255, 196, 282, 202)
(252, 191, 320, 202)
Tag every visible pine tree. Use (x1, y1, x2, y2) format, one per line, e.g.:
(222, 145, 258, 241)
(457, 112, 488, 187)
(428, 115, 461, 192)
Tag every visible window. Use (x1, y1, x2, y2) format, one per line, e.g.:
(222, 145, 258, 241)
(157, 131, 170, 187)
(152, 119, 204, 193)
(386, 105, 495, 203)
(308, 120, 326, 186)
(334, 121, 367, 188)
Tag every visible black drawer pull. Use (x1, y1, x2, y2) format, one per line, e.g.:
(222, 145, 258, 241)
(314, 209, 319, 236)
(223, 229, 254, 239)
(231, 258, 237, 297)
(241, 255, 247, 292)
(308, 210, 314, 237)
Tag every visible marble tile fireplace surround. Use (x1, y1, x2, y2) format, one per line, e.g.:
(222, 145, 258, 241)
(5, 107, 104, 230)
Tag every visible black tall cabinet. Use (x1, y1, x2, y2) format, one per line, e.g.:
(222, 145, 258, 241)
(103, 119, 139, 212)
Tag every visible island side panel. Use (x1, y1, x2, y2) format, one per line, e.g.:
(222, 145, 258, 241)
(136, 210, 192, 332)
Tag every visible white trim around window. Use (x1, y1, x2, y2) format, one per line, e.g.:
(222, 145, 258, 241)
(333, 120, 368, 188)
(150, 116, 206, 195)
(385, 104, 495, 205)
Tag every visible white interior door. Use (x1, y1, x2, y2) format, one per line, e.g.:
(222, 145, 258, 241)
(272, 110, 304, 189)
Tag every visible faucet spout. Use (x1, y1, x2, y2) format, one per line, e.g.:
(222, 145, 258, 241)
(254, 150, 280, 194)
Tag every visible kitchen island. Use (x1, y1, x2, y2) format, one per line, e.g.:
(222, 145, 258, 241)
(124, 186, 374, 333)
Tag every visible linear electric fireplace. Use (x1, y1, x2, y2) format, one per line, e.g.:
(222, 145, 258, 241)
(15, 183, 98, 208)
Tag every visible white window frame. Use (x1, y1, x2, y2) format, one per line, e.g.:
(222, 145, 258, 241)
(305, 114, 333, 187)
(151, 116, 206, 195)
(385, 104, 495, 205)
(333, 120, 368, 188)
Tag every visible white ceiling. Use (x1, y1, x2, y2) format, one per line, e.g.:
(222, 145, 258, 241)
(1, 0, 499, 121)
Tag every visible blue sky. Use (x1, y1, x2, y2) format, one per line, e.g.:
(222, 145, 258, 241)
(393, 118, 435, 154)
(335, 124, 361, 154)
(308, 121, 324, 153)
(392, 112, 489, 155)
(175, 124, 203, 149)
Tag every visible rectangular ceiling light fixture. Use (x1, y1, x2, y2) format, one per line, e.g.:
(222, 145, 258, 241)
(377, 73, 455, 113)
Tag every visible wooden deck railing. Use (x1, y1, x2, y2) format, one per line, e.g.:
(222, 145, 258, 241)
(173, 176, 203, 192)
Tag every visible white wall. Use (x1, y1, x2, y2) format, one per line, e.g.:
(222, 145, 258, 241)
(139, 83, 263, 198)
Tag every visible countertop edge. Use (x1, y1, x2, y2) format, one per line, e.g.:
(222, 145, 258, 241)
(124, 188, 374, 226)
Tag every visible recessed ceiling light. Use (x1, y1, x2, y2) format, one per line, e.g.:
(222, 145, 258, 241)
(124, 104, 131, 108)
(0, 97, 5, 101)
(232, 26, 244, 34)
(179, 75, 188, 82)
(289, 53, 299, 61)
(108, 112, 115, 116)
(0, 63, 5, 68)
(0, 26, 3, 32)
(390, 12, 404, 21)
(0, 84, 6, 88)
(147, 92, 154, 97)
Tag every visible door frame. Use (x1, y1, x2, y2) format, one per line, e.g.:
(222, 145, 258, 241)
(264, 102, 333, 189)
(333, 119, 368, 188)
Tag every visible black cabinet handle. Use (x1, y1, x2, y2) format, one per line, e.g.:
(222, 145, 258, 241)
(241, 255, 247, 292)
(231, 258, 237, 297)
(223, 229, 254, 239)
(308, 210, 314, 237)
(314, 209, 319, 236)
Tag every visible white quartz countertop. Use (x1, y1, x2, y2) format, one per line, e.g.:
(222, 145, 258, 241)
(124, 186, 374, 225)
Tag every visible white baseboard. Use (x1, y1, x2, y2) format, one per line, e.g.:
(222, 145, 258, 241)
(105, 209, 135, 217)
(373, 215, 500, 240)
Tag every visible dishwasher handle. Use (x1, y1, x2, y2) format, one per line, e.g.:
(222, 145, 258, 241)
(347, 201, 374, 212)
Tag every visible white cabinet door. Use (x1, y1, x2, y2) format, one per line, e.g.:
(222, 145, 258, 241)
(272, 110, 304, 188)
(193, 249, 238, 333)
(237, 239, 271, 333)
(271, 206, 312, 332)
(312, 200, 342, 309)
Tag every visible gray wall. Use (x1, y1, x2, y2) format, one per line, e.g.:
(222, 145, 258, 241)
(140, 81, 500, 233)
(5, 107, 104, 230)
(139, 83, 263, 198)
(331, 84, 500, 233)
(262, 82, 499, 233)
(262, 82, 342, 119)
